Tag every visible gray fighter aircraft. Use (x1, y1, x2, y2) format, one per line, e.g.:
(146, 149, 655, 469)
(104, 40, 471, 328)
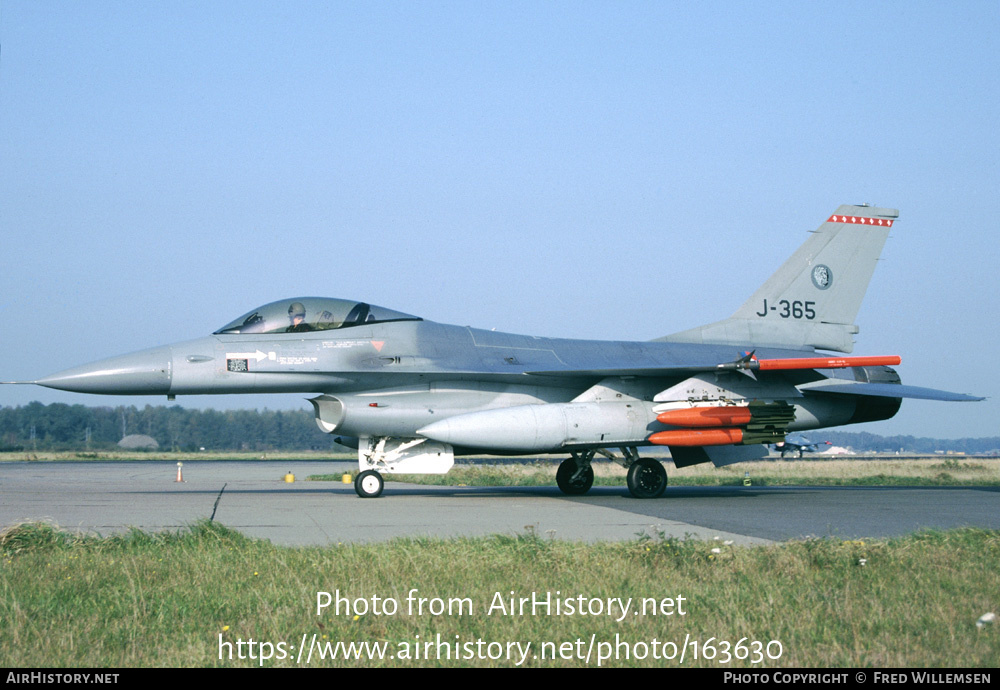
(772, 434, 832, 458)
(18, 205, 982, 498)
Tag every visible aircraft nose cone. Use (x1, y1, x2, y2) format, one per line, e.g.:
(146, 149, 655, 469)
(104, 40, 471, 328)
(36, 346, 173, 395)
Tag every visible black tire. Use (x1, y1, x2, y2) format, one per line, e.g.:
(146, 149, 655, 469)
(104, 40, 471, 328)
(354, 470, 384, 498)
(556, 458, 594, 495)
(626, 458, 667, 499)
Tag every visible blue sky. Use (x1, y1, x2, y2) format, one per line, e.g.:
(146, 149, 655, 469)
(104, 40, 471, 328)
(2, 1, 997, 439)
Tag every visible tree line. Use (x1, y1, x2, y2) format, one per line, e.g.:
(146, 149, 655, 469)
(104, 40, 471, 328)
(0, 402, 332, 452)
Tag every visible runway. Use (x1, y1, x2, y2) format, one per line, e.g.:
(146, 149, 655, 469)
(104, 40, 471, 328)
(1, 461, 997, 546)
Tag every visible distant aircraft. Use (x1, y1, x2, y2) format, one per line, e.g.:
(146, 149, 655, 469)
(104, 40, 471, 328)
(772, 433, 832, 458)
(16, 205, 982, 498)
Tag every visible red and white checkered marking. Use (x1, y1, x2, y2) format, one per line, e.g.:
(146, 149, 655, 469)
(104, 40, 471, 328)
(827, 214, 894, 226)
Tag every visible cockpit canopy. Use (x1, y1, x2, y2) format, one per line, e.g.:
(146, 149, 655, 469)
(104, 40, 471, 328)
(213, 297, 421, 335)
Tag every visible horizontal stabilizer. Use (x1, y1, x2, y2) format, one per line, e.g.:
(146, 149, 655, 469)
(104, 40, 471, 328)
(800, 380, 985, 402)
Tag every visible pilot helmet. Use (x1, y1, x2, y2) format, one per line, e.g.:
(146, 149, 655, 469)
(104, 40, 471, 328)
(288, 302, 306, 319)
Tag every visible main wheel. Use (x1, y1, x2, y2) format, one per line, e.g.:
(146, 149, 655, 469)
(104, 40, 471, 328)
(626, 458, 667, 499)
(355, 470, 384, 498)
(556, 458, 594, 495)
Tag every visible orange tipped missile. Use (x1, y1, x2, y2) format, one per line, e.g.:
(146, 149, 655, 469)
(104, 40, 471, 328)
(648, 428, 744, 447)
(656, 407, 753, 427)
(754, 355, 900, 371)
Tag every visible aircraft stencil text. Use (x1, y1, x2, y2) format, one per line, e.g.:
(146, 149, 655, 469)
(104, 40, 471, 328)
(755, 299, 816, 319)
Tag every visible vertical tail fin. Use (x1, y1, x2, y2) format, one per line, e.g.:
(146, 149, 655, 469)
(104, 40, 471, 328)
(660, 204, 898, 353)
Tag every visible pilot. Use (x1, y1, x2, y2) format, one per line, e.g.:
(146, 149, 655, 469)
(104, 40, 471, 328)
(285, 302, 314, 332)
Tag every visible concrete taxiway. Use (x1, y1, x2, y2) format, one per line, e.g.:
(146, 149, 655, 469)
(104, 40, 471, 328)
(1, 461, 997, 546)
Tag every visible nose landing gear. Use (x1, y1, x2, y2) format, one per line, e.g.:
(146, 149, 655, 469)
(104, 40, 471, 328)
(355, 469, 384, 498)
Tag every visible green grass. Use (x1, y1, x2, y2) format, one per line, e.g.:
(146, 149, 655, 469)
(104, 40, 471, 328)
(1, 521, 997, 667)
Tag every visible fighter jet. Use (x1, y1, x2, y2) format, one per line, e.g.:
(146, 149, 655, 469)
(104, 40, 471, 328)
(18, 205, 982, 498)
(772, 434, 832, 458)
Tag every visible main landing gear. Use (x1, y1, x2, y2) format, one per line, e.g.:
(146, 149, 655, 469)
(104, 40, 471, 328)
(555, 448, 669, 499)
(556, 451, 595, 495)
(626, 457, 667, 499)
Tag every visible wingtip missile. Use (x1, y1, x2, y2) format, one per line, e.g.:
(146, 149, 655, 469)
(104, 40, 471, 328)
(717, 354, 902, 373)
(755, 355, 902, 371)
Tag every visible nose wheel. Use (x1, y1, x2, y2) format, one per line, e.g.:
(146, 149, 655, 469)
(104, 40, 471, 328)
(355, 470, 384, 498)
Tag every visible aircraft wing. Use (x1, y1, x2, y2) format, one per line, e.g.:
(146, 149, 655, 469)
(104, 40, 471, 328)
(526, 353, 983, 402)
